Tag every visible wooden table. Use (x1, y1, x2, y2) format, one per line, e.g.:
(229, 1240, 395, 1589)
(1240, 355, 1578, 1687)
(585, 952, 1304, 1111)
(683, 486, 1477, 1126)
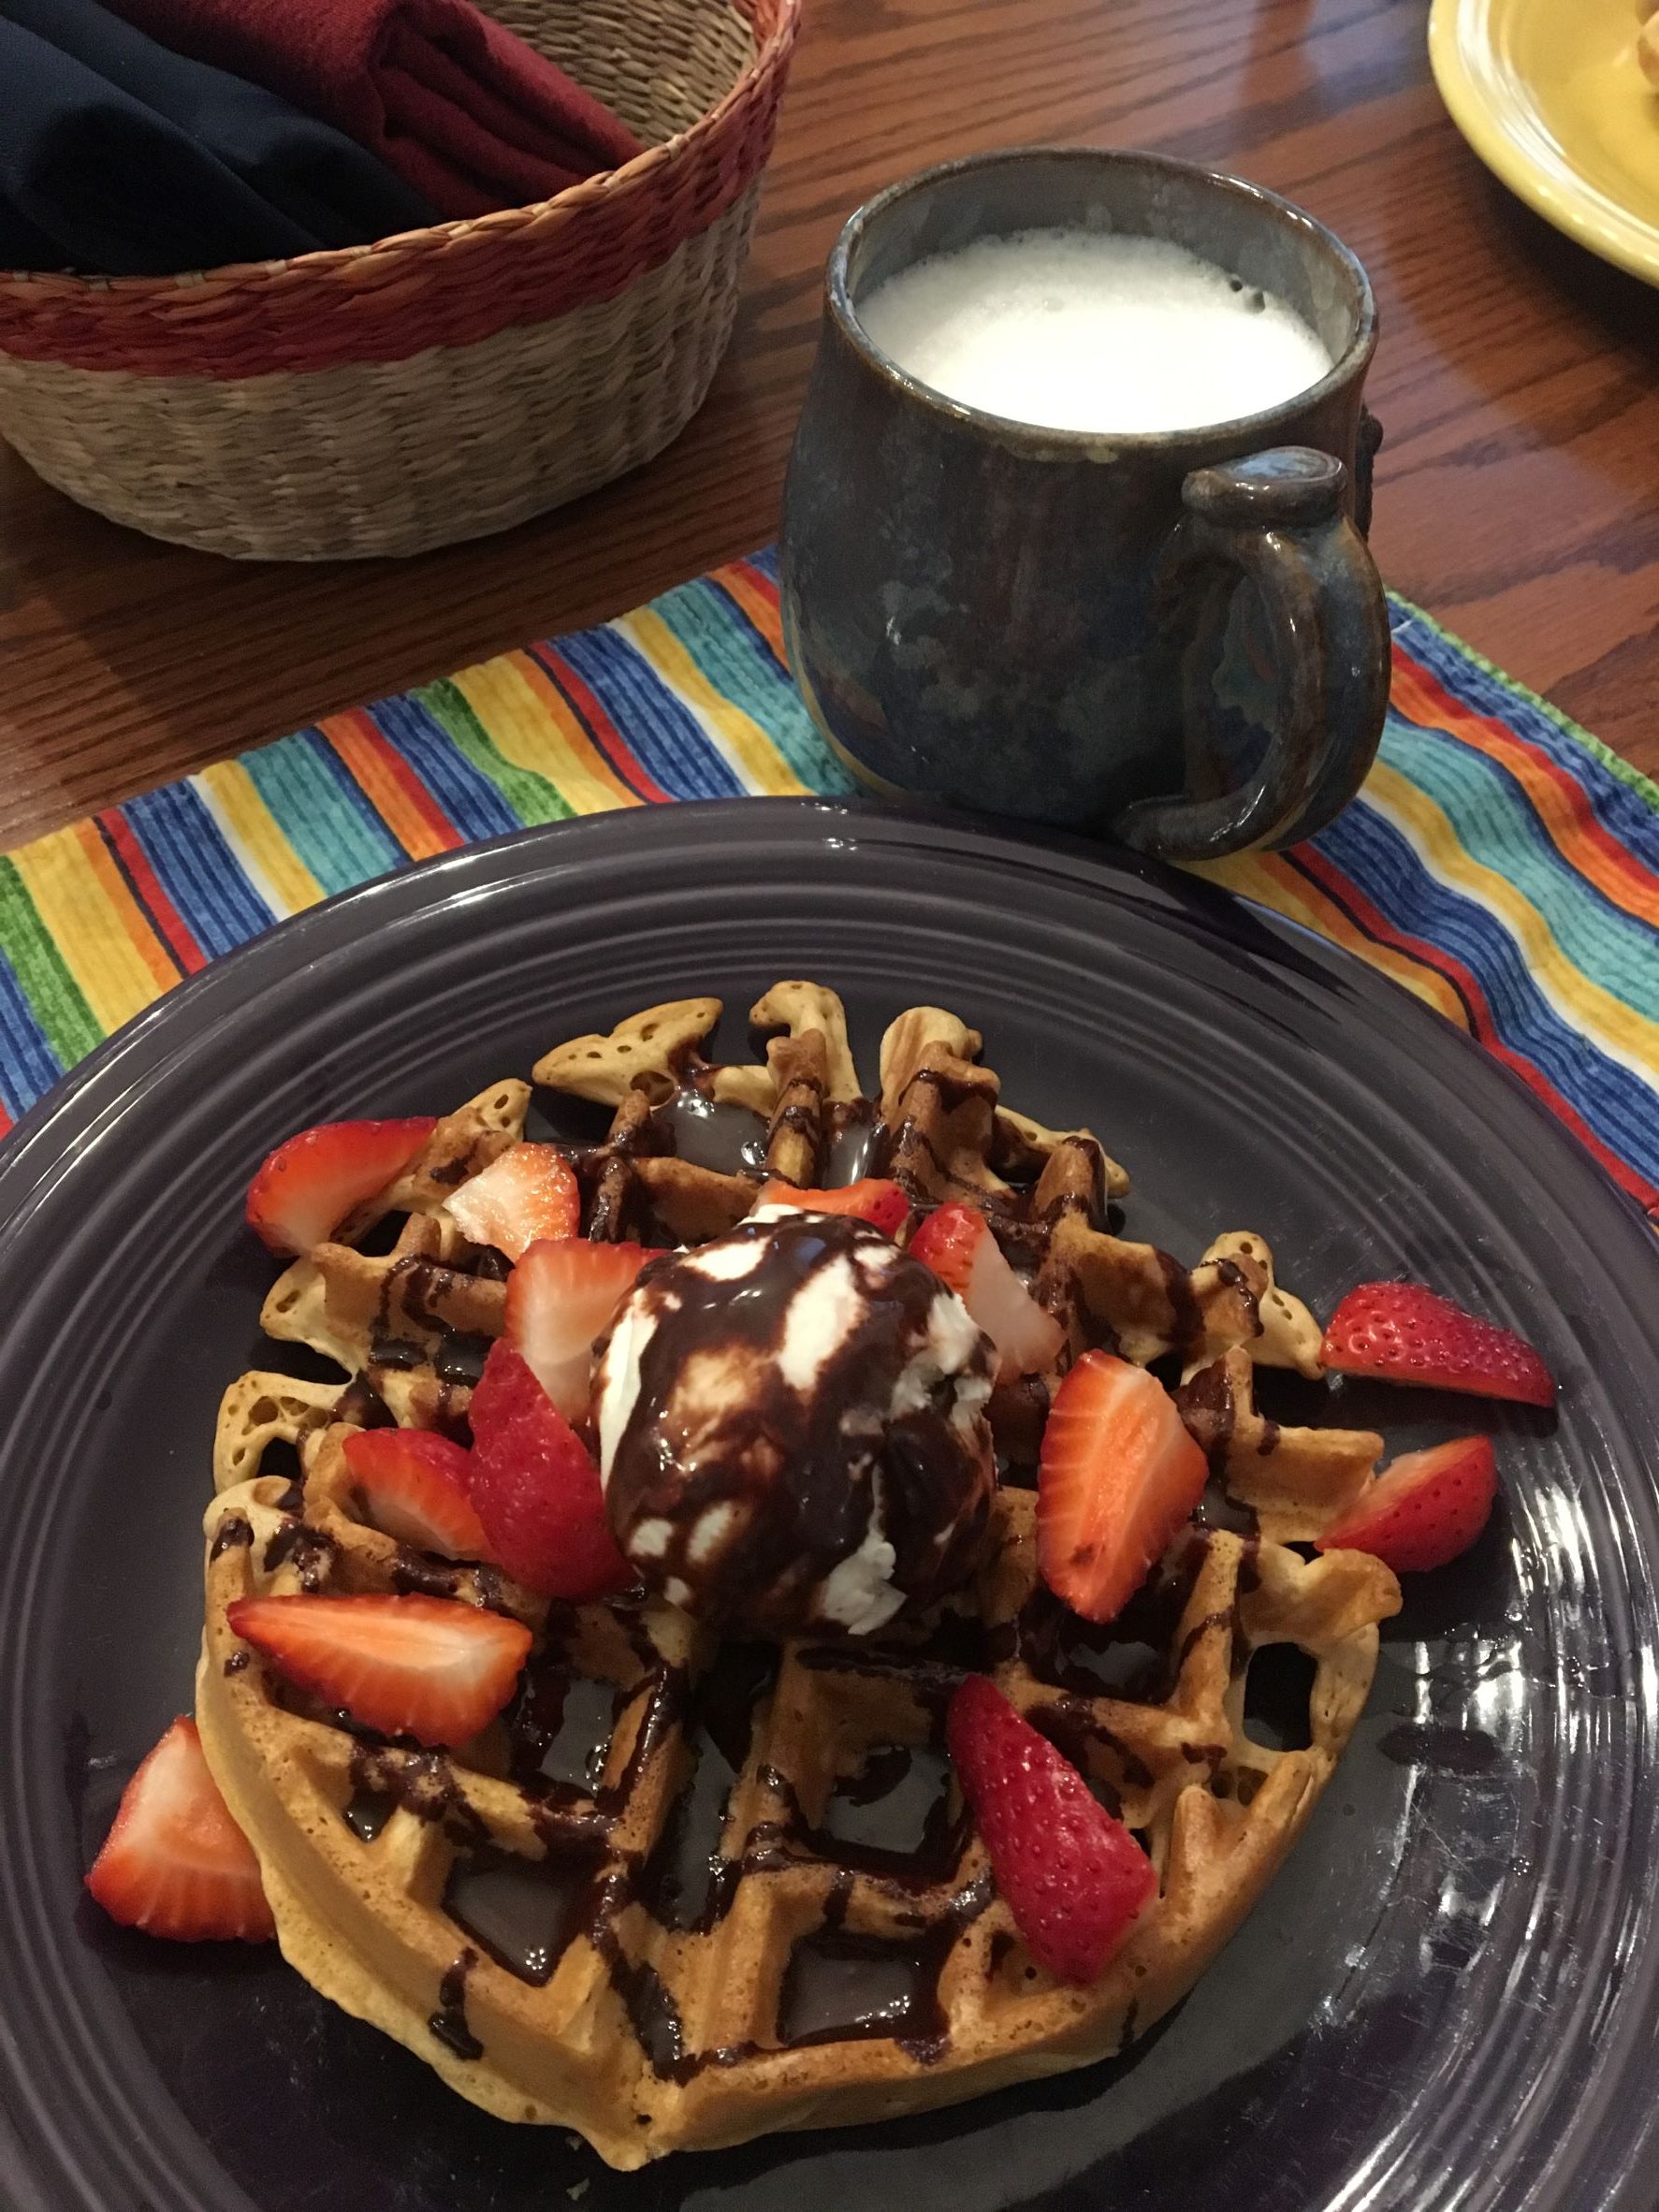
(3, 0, 1656, 851)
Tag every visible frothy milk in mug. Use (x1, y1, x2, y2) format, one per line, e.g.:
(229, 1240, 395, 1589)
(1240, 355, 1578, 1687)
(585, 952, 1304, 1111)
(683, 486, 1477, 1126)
(857, 227, 1333, 435)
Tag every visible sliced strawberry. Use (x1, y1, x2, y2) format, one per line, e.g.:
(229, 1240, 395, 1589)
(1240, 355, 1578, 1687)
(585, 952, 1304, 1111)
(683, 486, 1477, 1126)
(85, 1717, 273, 1943)
(246, 1116, 436, 1257)
(444, 1144, 581, 1263)
(467, 1340, 633, 1600)
(909, 1201, 1063, 1380)
(753, 1178, 911, 1238)
(226, 1592, 531, 1748)
(505, 1238, 663, 1423)
(1037, 1350, 1209, 1623)
(1320, 1281, 1554, 1406)
(1316, 1434, 1497, 1573)
(342, 1427, 491, 1561)
(948, 1675, 1155, 1984)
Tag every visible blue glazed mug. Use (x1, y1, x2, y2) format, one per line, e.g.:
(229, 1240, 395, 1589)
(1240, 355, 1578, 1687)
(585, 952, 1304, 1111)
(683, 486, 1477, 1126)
(779, 147, 1390, 863)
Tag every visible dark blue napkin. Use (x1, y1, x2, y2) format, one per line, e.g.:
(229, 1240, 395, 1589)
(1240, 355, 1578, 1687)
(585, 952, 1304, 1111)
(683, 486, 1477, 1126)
(0, 0, 440, 275)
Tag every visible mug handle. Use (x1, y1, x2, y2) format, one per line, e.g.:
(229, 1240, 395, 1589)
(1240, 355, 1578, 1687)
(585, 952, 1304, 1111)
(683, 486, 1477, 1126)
(1113, 445, 1390, 865)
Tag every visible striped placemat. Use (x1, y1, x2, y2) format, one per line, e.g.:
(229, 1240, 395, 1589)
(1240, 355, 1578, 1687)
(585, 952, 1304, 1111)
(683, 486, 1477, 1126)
(2, 546, 1655, 1225)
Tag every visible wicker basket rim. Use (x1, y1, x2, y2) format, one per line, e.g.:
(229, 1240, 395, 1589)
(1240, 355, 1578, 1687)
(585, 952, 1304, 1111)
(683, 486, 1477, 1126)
(1, 0, 798, 305)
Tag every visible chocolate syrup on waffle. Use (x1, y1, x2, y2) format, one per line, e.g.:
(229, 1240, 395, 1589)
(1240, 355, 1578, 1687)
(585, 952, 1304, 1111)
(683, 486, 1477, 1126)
(651, 1087, 769, 1177)
(341, 1786, 397, 1842)
(641, 1642, 776, 1930)
(349, 1744, 489, 1847)
(261, 1518, 335, 1590)
(443, 1842, 604, 1987)
(429, 1949, 484, 2059)
(811, 1740, 965, 1879)
(779, 1931, 933, 2047)
(433, 1332, 491, 1387)
(334, 1375, 395, 1430)
(824, 1099, 887, 1186)
(209, 1514, 253, 1561)
(1175, 1360, 1263, 1536)
(1010, 1535, 1208, 1706)
(505, 1666, 627, 1795)
(775, 1870, 993, 2058)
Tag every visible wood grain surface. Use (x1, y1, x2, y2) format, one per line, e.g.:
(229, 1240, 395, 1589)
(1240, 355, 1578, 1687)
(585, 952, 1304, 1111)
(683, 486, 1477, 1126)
(2, 0, 1655, 850)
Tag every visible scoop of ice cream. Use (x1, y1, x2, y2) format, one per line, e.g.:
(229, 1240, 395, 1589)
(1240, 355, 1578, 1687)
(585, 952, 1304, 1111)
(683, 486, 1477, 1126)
(594, 1206, 996, 1637)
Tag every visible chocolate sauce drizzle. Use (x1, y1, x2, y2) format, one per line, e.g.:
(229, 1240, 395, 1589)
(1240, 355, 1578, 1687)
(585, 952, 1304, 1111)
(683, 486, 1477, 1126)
(777, 1870, 992, 2059)
(505, 1666, 628, 1797)
(651, 1087, 770, 1177)
(209, 1514, 253, 1562)
(1175, 1360, 1264, 1537)
(807, 1739, 967, 1882)
(428, 1948, 484, 2060)
(443, 1843, 603, 1988)
(639, 1642, 776, 1930)
(1008, 1537, 1209, 1707)
(262, 1517, 335, 1590)
(349, 1743, 489, 1848)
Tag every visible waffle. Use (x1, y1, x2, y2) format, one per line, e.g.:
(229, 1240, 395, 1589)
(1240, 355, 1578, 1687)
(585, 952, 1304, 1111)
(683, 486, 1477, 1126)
(196, 983, 1401, 2168)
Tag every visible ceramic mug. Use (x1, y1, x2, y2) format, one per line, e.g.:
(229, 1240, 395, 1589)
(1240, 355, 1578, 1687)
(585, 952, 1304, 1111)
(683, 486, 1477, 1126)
(779, 148, 1390, 862)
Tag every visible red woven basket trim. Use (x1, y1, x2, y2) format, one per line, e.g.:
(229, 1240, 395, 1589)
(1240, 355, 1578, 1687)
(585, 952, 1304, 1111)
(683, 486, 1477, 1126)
(0, 0, 797, 380)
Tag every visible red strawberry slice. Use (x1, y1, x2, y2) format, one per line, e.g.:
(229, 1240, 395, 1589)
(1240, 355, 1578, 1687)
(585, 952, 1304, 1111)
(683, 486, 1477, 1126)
(1038, 1350, 1209, 1623)
(227, 1592, 531, 1748)
(753, 1178, 911, 1238)
(85, 1716, 274, 1943)
(466, 1341, 633, 1600)
(1316, 1434, 1497, 1573)
(1320, 1281, 1554, 1406)
(444, 1144, 581, 1262)
(910, 1201, 1063, 1379)
(948, 1675, 1155, 1985)
(246, 1117, 436, 1257)
(342, 1428, 491, 1561)
(505, 1238, 663, 1423)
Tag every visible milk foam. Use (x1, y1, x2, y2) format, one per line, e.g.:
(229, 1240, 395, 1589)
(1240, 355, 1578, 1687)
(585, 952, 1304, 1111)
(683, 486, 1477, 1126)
(857, 228, 1333, 435)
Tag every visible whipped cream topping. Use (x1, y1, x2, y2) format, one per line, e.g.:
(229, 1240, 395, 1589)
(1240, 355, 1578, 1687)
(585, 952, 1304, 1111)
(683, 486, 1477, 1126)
(594, 1209, 996, 1638)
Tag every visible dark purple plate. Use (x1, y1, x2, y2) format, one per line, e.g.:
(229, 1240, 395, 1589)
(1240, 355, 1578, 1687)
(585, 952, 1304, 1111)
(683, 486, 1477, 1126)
(2, 799, 1656, 2212)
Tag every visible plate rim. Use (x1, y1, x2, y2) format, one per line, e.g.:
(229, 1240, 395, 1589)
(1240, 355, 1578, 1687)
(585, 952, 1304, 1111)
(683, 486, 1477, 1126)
(1429, 0, 1659, 289)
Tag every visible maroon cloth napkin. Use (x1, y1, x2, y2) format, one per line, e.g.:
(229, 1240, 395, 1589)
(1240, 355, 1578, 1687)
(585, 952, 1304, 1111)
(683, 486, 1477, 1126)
(108, 0, 645, 219)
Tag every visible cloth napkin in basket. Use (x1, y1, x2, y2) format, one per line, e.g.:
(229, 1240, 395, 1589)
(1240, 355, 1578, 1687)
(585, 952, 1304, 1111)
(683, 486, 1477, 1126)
(0, 0, 440, 274)
(107, 0, 646, 220)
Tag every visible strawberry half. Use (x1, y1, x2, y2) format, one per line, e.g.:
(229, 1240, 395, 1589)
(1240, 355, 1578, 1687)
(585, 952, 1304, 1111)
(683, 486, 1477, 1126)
(466, 1341, 633, 1600)
(505, 1238, 662, 1423)
(246, 1116, 436, 1257)
(1320, 1281, 1554, 1406)
(1316, 1434, 1497, 1573)
(753, 1179, 911, 1238)
(444, 1144, 581, 1263)
(910, 1201, 1063, 1379)
(226, 1593, 531, 1748)
(1038, 1350, 1209, 1623)
(85, 1717, 273, 1943)
(948, 1675, 1155, 1985)
(342, 1427, 491, 1561)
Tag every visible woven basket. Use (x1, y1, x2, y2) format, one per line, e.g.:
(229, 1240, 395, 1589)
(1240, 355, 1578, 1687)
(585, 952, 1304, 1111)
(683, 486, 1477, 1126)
(0, 0, 798, 559)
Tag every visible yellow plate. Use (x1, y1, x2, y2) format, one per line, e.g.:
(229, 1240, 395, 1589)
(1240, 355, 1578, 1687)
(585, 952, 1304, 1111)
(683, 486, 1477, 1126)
(1430, 0, 1659, 287)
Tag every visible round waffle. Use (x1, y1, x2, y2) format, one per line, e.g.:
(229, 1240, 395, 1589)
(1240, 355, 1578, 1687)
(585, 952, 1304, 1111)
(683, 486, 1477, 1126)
(196, 984, 1400, 2168)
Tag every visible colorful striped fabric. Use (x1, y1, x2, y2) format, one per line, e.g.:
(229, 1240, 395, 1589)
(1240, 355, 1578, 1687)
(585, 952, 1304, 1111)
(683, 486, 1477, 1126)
(1, 547, 1655, 1226)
